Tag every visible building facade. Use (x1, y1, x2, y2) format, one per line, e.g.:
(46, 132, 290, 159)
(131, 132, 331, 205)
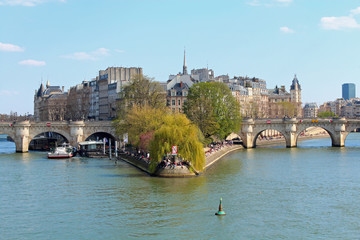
(342, 83, 356, 100)
(166, 51, 196, 113)
(34, 67, 143, 122)
(267, 75, 302, 118)
(303, 103, 318, 118)
(34, 81, 67, 121)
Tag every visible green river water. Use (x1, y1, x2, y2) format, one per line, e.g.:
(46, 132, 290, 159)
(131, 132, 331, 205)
(1, 134, 360, 239)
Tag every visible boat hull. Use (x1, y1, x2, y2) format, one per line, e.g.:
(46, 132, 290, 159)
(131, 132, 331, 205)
(48, 153, 73, 159)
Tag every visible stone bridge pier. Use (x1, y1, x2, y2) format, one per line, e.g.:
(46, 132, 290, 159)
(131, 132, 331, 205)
(14, 121, 31, 152)
(69, 121, 85, 147)
(331, 118, 347, 147)
(240, 117, 351, 149)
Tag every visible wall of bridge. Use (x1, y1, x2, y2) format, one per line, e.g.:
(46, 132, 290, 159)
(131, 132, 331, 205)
(1, 118, 360, 152)
(0, 121, 117, 152)
(240, 118, 359, 148)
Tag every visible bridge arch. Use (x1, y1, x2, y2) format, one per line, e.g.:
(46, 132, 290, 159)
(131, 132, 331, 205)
(253, 128, 287, 148)
(29, 129, 72, 145)
(343, 126, 360, 146)
(296, 126, 334, 146)
(84, 131, 117, 142)
(28, 131, 70, 151)
(0, 126, 17, 149)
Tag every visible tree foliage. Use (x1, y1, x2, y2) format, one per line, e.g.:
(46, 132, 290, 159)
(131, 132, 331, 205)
(318, 111, 336, 118)
(117, 74, 166, 116)
(149, 113, 205, 173)
(183, 82, 241, 141)
(113, 105, 168, 147)
(113, 105, 205, 174)
(276, 102, 296, 117)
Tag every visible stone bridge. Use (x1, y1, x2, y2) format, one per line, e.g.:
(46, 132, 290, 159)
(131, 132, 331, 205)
(1, 118, 359, 152)
(0, 121, 117, 152)
(239, 117, 360, 148)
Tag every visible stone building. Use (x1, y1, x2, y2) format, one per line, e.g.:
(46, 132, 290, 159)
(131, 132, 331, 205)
(267, 75, 302, 118)
(319, 98, 347, 117)
(226, 77, 268, 118)
(268, 85, 292, 118)
(65, 81, 91, 120)
(191, 68, 214, 82)
(88, 79, 99, 120)
(34, 67, 142, 122)
(303, 103, 318, 118)
(96, 67, 143, 120)
(340, 98, 360, 118)
(97, 67, 143, 85)
(167, 82, 189, 113)
(166, 51, 197, 113)
(34, 81, 67, 121)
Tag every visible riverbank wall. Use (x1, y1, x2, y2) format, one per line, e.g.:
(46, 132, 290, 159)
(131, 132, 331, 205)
(117, 153, 196, 177)
(204, 144, 243, 170)
(118, 131, 330, 177)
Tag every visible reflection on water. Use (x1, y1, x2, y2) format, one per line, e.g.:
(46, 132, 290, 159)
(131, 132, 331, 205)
(1, 134, 360, 239)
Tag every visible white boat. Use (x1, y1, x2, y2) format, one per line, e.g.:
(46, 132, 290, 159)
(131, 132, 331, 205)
(48, 143, 73, 159)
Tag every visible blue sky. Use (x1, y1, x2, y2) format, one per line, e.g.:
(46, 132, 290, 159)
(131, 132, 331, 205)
(1, 0, 360, 115)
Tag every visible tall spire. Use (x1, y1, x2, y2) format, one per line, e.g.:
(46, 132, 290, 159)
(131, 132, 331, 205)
(183, 48, 188, 75)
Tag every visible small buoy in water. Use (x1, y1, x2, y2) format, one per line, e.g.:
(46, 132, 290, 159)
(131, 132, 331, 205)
(215, 198, 226, 216)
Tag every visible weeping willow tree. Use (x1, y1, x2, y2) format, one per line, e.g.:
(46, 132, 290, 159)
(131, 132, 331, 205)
(113, 104, 168, 147)
(149, 113, 205, 174)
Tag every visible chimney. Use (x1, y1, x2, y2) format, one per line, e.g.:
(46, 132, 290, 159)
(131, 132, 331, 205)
(62, 86, 64, 92)
(281, 85, 285, 92)
(181, 81, 183, 88)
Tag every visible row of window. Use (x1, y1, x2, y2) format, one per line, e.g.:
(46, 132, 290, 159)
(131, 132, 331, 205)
(167, 99, 187, 106)
(171, 91, 188, 97)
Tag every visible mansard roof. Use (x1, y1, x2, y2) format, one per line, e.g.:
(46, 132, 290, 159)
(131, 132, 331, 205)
(168, 82, 189, 96)
(43, 86, 62, 96)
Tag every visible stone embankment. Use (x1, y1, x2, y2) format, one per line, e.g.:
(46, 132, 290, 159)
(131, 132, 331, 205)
(117, 153, 196, 177)
(117, 127, 329, 177)
(203, 144, 243, 170)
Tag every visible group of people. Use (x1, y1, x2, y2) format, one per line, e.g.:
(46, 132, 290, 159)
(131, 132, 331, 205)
(158, 156, 189, 169)
(123, 149, 150, 164)
(205, 140, 234, 157)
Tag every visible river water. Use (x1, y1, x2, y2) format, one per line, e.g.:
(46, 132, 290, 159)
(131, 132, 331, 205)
(1, 134, 360, 239)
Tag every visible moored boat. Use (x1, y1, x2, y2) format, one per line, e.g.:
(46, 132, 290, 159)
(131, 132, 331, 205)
(48, 143, 73, 159)
(78, 141, 105, 157)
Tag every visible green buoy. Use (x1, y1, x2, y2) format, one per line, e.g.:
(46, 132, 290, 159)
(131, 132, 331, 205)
(215, 198, 226, 216)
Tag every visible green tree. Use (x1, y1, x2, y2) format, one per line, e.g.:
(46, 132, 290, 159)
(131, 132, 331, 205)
(183, 82, 241, 141)
(318, 111, 336, 118)
(114, 105, 205, 173)
(113, 104, 168, 147)
(149, 113, 205, 173)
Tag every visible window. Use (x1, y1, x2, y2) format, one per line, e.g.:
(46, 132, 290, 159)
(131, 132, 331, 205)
(171, 91, 176, 96)
(172, 100, 175, 105)
(178, 100, 181, 105)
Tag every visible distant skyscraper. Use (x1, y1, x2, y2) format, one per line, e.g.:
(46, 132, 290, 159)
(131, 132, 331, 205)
(183, 49, 188, 75)
(342, 83, 356, 100)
